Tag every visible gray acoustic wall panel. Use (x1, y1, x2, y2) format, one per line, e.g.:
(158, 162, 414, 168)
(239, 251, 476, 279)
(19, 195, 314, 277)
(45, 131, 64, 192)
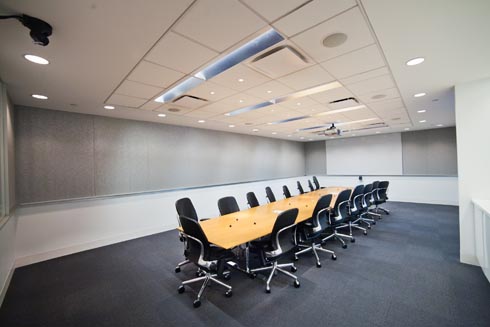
(305, 141, 326, 175)
(402, 127, 458, 176)
(15, 106, 305, 203)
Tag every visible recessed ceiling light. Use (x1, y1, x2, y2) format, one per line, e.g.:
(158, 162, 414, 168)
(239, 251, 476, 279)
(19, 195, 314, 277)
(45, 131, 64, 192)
(32, 94, 48, 100)
(417, 109, 426, 113)
(229, 124, 235, 128)
(300, 136, 305, 139)
(322, 33, 348, 48)
(376, 131, 381, 134)
(419, 120, 427, 123)
(238, 78, 244, 83)
(198, 120, 205, 123)
(352, 134, 356, 136)
(272, 132, 277, 135)
(210, 91, 215, 95)
(267, 90, 272, 94)
(296, 102, 301, 106)
(414, 92, 426, 98)
(252, 128, 259, 132)
(308, 138, 313, 141)
(371, 94, 386, 100)
(224, 113, 231, 116)
(406, 57, 425, 66)
(157, 113, 166, 117)
(436, 124, 444, 127)
(239, 99, 244, 103)
(104, 105, 115, 110)
(24, 54, 49, 65)
(287, 135, 292, 137)
(404, 127, 410, 130)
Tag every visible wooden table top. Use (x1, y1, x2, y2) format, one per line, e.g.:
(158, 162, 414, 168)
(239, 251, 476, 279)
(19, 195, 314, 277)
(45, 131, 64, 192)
(193, 186, 347, 249)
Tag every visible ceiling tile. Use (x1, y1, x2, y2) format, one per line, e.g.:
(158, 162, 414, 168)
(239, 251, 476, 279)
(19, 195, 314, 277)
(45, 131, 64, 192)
(211, 64, 269, 91)
(368, 98, 404, 112)
(199, 101, 233, 114)
(342, 107, 377, 120)
(241, 0, 309, 22)
(145, 31, 218, 74)
(346, 74, 395, 96)
(127, 60, 185, 88)
(277, 64, 335, 90)
(273, 0, 356, 37)
(248, 45, 311, 78)
(107, 94, 147, 108)
(244, 80, 294, 99)
(320, 44, 385, 79)
(187, 81, 238, 102)
(358, 87, 400, 104)
(220, 93, 263, 109)
(140, 101, 162, 111)
(280, 96, 319, 109)
(184, 110, 221, 119)
(115, 80, 163, 99)
(173, 0, 267, 52)
(340, 66, 390, 85)
(291, 7, 374, 62)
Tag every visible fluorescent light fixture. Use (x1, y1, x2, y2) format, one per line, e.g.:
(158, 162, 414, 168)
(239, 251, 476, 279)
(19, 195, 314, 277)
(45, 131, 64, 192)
(155, 29, 283, 103)
(157, 113, 166, 117)
(414, 92, 426, 98)
(268, 115, 309, 125)
(104, 105, 115, 110)
(417, 109, 426, 113)
(32, 94, 48, 99)
(24, 54, 49, 65)
(198, 120, 205, 123)
(406, 57, 425, 66)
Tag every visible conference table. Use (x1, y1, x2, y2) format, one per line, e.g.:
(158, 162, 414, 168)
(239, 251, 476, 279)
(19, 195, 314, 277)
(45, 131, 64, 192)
(195, 186, 347, 273)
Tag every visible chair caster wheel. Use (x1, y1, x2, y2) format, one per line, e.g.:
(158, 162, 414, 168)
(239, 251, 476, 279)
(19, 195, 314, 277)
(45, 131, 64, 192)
(291, 266, 297, 272)
(372, 221, 376, 225)
(225, 290, 233, 298)
(179, 236, 185, 242)
(265, 287, 271, 294)
(249, 273, 257, 279)
(350, 238, 356, 243)
(175, 267, 181, 273)
(363, 230, 368, 235)
(293, 255, 299, 261)
(196, 270, 205, 277)
(331, 254, 337, 260)
(316, 262, 322, 268)
(293, 280, 300, 288)
(178, 285, 185, 294)
(342, 244, 347, 249)
(223, 273, 231, 280)
(193, 300, 201, 308)
(367, 226, 371, 229)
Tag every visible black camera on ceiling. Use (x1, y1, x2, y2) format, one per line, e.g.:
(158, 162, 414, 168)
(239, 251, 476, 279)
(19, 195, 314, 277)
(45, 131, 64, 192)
(0, 14, 52, 46)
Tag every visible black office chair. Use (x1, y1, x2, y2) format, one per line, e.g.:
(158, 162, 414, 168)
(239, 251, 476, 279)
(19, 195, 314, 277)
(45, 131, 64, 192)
(308, 180, 315, 192)
(350, 184, 373, 229)
(294, 194, 336, 267)
(250, 208, 300, 293)
(373, 181, 390, 214)
(364, 183, 381, 220)
(177, 216, 234, 308)
(322, 189, 355, 248)
(218, 196, 240, 216)
(297, 181, 307, 194)
(283, 185, 292, 199)
(336, 185, 368, 236)
(265, 186, 276, 203)
(312, 176, 324, 190)
(246, 192, 260, 208)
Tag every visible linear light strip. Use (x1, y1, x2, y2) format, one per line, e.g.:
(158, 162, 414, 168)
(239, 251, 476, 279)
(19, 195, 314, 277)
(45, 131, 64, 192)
(267, 104, 366, 126)
(155, 29, 284, 103)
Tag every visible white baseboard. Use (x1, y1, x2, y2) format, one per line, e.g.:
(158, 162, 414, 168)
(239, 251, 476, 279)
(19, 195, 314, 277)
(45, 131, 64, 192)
(15, 224, 175, 268)
(460, 253, 478, 266)
(0, 264, 15, 308)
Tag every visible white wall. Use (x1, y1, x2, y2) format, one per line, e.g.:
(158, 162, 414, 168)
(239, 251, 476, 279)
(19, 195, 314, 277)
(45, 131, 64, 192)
(455, 78, 490, 265)
(0, 216, 17, 304)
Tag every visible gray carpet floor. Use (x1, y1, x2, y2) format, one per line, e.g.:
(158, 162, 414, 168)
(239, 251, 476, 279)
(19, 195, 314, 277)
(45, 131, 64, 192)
(1, 202, 489, 327)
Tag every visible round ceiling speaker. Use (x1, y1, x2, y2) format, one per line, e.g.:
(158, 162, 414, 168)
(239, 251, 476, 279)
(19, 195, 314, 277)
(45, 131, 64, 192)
(322, 33, 348, 48)
(168, 108, 181, 112)
(371, 94, 387, 100)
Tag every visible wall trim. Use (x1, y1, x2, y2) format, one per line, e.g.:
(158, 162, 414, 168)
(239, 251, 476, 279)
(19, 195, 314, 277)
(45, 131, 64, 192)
(14, 224, 174, 268)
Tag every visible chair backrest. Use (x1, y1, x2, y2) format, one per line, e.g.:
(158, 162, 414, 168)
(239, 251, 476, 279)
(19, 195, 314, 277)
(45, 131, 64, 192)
(332, 189, 352, 220)
(312, 176, 321, 190)
(283, 185, 292, 199)
(179, 216, 211, 263)
(175, 197, 199, 221)
(378, 181, 390, 201)
(218, 196, 240, 216)
(246, 192, 260, 208)
(269, 208, 298, 257)
(310, 194, 333, 231)
(372, 180, 380, 201)
(351, 184, 365, 212)
(265, 186, 276, 203)
(297, 181, 305, 194)
(308, 180, 315, 192)
(362, 183, 374, 208)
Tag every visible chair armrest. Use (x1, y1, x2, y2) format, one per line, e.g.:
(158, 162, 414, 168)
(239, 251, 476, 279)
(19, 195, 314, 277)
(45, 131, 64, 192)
(199, 218, 211, 221)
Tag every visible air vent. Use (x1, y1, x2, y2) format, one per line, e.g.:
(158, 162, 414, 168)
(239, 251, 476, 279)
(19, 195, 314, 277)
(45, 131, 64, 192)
(328, 97, 359, 110)
(250, 45, 308, 78)
(172, 95, 208, 109)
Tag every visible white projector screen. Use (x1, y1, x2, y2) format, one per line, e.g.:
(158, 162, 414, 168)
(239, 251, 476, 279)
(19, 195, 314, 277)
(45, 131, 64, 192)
(326, 133, 403, 175)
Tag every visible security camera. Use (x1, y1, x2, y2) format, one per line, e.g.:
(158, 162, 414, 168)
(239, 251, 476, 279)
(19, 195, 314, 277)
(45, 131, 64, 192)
(0, 14, 52, 46)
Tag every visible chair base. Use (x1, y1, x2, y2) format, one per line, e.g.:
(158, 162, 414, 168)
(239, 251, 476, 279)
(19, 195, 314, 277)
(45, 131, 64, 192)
(336, 221, 368, 236)
(250, 261, 300, 293)
(178, 271, 232, 308)
(294, 242, 336, 267)
(375, 206, 390, 215)
(322, 230, 354, 248)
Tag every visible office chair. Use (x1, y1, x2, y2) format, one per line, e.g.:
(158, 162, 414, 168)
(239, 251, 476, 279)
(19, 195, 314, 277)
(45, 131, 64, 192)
(283, 185, 292, 199)
(312, 176, 324, 190)
(294, 194, 337, 267)
(297, 181, 306, 194)
(218, 196, 240, 216)
(177, 216, 234, 308)
(308, 180, 315, 192)
(350, 184, 373, 229)
(364, 183, 382, 220)
(250, 208, 300, 293)
(265, 186, 276, 203)
(373, 181, 390, 214)
(322, 189, 355, 248)
(336, 185, 368, 236)
(246, 191, 260, 208)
